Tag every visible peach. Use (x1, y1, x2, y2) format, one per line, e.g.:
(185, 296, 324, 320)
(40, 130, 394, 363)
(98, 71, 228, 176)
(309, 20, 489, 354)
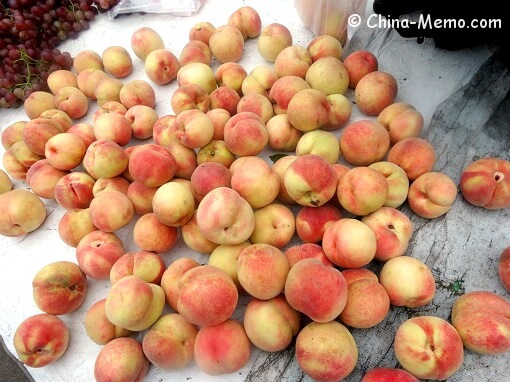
(44, 132, 86, 171)
(207, 242, 250, 291)
(340, 119, 390, 166)
(53, 86, 89, 119)
(110, 250, 166, 285)
(287, 88, 331, 132)
(133, 213, 178, 254)
(355, 70, 398, 116)
(257, 23, 293, 62)
(196, 186, 254, 245)
(92, 175, 130, 197)
(296, 129, 340, 164)
(94, 337, 149, 382)
(284, 243, 333, 268)
(227, 5, 261, 39)
(46, 69, 78, 94)
(343, 50, 378, 88)
(237, 243, 290, 300)
(271, 154, 298, 203)
(408, 172, 458, 218)
(269, 75, 310, 115)
(89, 189, 134, 232)
(160, 257, 200, 311)
(500, 246, 510, 291)
(165, 140, 198, 180)
(295, 321, 358, 381)
(284, 153, 337, 207)
(237, 92, 273, 124)
(223, 111, 268, 156)
(305, 56, 349, 95)
(214, 62, 247, 96)
(181, 210, 219, 254)
(206, 108, 230, 140)
(128, 144, 176, 188)
(21, 117, 63, 156)
(13, 313, 69, 368)
(323, 93, 352, 130)
(361, 367, 419, 382)
(171, 83, 210, 115)
(265, 114, 303, 151)
(105, 275, 165, 331)
(25, 159, 68, 199)
(84, 298, 132, 345)
(67, 122, 96, 148)
(210, 85, 241, 116)
(295, 203, 342, 244)
(460, 157, 510, 209)
(83, 140, 129, 180)
(93, 101, 128, 123)
(152, 181, 195, 227)
(53, 171, 95, 210)
(23, 90, 55, 119)
(250, 203, 295, 248)
(145, 48, 180, 85)
(151, 114, 177, 146)
(93, 112, 133, 147)
(72, 49, 103, 74)
(126, 181, 157, 215)
(130, 26, 164, 61)
(379, 256, 436, 307)
(369, 161, 410, 208)
(102, 45, 133, 78)
(194, 319, 251, 375)
(285, 258, 348, 322)
(76, 229, 125, 279)
(57, 208, 96, 247)
(230, 156, 280, 209)
(377, 102, 424, 144)
(94, 77, 124, 107)
(190, 162, 232, 202)
(32, 260, 87, 315)
(387, 137, 436, 181)
(2, 140, 43, 180)
(1, 120, 27, 149)
(176, 265, 238, 327)
(76, 68, 109, 99)
(362, 207, 414, 262)
(119, 79, 156, 109)
(0, 189, 46, 237)
(394, 316, 464, 380)
(0, 169, 12, 195)
(125, 105, 158, 140)
(243, 294, 301, 352)
(189, 21, 216, 45)
(169, 108, 215, 149)
(38, 108, 72, 132)
(142, 313, 198, 370)
(274, 45, 312, 79)
(196, 139, 236, 168)
(322, 218, 377, 268)
(337, 166, 389, 216)
(307, 34, 343, 62)
(451, 290, 510, 355)
(241, 66, 278, 97)
(339, 271, 390, 328)
(177, 62, 217, 94)
(179, 39, 212, 66)
(209, 25, 244, 63)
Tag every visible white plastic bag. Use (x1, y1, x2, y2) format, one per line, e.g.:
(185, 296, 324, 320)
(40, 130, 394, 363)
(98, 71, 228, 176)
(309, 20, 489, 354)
(295, 0, 367, 45)
(109, 0, 205, 18)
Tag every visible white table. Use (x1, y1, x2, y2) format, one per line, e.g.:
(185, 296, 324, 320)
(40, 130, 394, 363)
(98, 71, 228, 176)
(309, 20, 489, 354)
(1, 0, 509, 381)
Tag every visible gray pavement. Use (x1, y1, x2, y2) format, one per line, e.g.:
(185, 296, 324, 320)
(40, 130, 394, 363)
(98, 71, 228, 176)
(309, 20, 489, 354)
(0, 336, 33, 382)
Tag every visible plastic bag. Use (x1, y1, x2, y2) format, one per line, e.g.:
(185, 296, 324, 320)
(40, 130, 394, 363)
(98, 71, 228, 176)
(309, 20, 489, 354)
(109, 0, 205, 18)
(295, 0, 367, 45)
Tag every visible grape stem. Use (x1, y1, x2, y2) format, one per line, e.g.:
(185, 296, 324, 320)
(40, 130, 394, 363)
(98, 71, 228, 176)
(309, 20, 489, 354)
(10, 49, 46, 94)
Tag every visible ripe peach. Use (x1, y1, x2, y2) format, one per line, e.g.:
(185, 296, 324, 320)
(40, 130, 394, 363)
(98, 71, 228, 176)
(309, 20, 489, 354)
(126, 181, 157, 215)
(145, 48, 180, 85)
(387, 137, 436, 181)
(285, 258, 348, 322)
(171, 83, 210, 115)
(177, 265, 238, 327)
(93, 112, 133, 147)
(160, 257, 200, 311)
(152, 181, 195, 227)
(84, 298, 132, 345)
(54, 86, 89, 119)
(190, 162, 232, 202)
(343, 50, 378, 88)
(243, 294, 301, 352)
(102, 45, 133, 78)
(130, 26, 164, 61)
(307, 34, 343, 62)
(21, 117, 63, 156)
(0, 169, 12, 195)
(214, 62, 247, 96)
(181, 210, 219, 254)
(53, 171, 95, 210)
(459, 157, 510, 209)
(73, 49, 103, 74)
(194, 319, 251, 375)
(46, 69, 78, 94)
(284, 243, 333, 268)
(44, 132, 86, 171)
(142, 313, 198, 370)
(269, 75, 310, 115)
(207, 242, 251, 291)
(25, 159, 68, 199)
(287, 88, 331, 132)
(223, 111, 268, 156)
(23, 90, 55, 119)
(133, 213, 178, 253)
(119, 79, 156, 109)
(369, 161, 410, 208)
(241, 65, 278, 97)
(379, 256, 436, 308)
(128, 144, 176, 188)
(295, 203, 342, 243)
(177, 62, 217, 93)
(38, 108, 72, 132)
(93, 176, 131, 197)
(361, 367, 419, 382)
(324, 93, 352, 130)
(1, 120, 26, 149)
(250, 203, 295, 248)
(209, 25, 244, 63)
(76, 68, 109, 99)
(189, 21, 216, 45)
(500, 246, 510, 291)
(265, 114, 303, 151)
(206, 108, 230, 139)
(89, 189, 134, 232)
(94, 77, 124, 107)
(83, 140, 129, 180)
(408, 172, 458, 218)
(296, 129, 340, 164)
(76, 230, 125, 280)
(274, 45, 312, 79)
(377, 102, 424, 144)
(257, 23, 293, 62)
(196, 139, 236, 168)
(179, 40, 212, 67)
(2, 141, 43, 181)
(170, 108, 215, 149)
(67, 123, 96, 148)
(295, 321, 358, 381)
(339, 119, 390, 166)
(57, 208, 96, 247)
(210, 85, 241, 116)
(355, 70, 398, 116)
(227, 5, 261, 39)
(110, 250, 166, 285)
(305, 56, 349, 96)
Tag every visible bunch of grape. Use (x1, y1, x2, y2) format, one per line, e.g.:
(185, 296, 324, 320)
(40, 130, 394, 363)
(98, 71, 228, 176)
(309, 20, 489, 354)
(0, 0, 120, 108)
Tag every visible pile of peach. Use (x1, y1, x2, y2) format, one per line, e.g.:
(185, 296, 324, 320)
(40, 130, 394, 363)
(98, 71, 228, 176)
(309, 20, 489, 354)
(1, 5, 510, 382)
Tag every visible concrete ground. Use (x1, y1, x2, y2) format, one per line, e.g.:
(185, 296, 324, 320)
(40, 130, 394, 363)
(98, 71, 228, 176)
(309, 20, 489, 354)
(1, 336, 32, 382)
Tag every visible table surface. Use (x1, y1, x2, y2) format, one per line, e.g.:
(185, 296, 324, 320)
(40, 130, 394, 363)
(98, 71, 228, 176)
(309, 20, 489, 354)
(1, 0, 509, 381)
